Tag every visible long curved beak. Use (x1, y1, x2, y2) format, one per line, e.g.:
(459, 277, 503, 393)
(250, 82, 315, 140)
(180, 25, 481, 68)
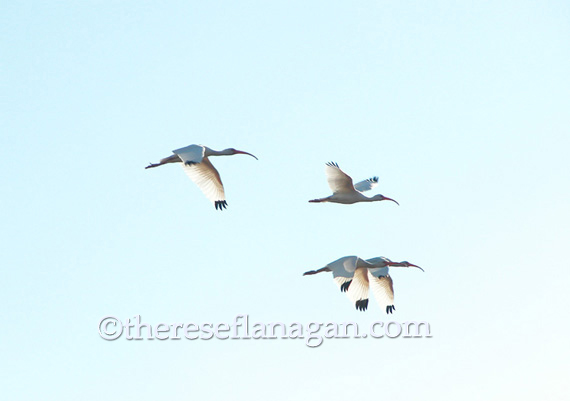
(409, 263, 425, 272)
(384, 197, 399, 206)
(235, 150, 258, 160)
(387, 262, 425, 272)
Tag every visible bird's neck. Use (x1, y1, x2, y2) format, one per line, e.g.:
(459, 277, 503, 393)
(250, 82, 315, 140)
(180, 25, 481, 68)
(369, 195, 384, 202)
(367, 257, 390, 267)
(204, 148, 232, 157)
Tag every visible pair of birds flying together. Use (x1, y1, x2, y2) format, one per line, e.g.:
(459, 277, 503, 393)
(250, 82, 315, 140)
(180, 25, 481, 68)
(304, 256, 423, 314)
(146, 144, 422, 314)
(145, 144, 398, 210)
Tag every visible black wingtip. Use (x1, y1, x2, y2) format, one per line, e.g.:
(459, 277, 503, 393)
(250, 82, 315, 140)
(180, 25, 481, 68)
(340, 280, 352, 293)
(386, 305, 395, 314)
(355, 299, 369, 312)
(214, 200, 228, 211)
(326, 161, 339, 168)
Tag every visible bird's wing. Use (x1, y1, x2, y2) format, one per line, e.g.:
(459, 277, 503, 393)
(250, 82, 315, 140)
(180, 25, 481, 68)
(333, 277, 353, 293)
(325, 162, 355, 194)
(181, 157, 227, 210)
(173, 144, 205, 164)
(366, 256, 392, 265)
(346, 267, 371, 311)
(329, 256, 360, 292)
(354, 177, 379, 192)
(328, 256, 359, 278)
(368, 271, 395, 314)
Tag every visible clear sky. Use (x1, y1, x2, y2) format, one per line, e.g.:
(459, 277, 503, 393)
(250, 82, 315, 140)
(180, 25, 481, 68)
(2, 1, 569, 400)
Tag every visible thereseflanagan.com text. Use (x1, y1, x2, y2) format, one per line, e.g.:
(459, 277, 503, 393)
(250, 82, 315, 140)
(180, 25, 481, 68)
(98, 315, 432, 348)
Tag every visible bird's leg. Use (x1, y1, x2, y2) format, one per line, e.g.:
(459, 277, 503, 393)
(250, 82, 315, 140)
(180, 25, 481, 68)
(303, 267, 331, 276)
(308, 196, 330, 203)
(145, 154, 181, 169)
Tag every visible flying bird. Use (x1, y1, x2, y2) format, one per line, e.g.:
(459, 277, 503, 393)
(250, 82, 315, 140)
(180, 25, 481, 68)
(309, 162, 399, 205)
(303, 256, 423, 314)
(145, 144, 257, 210)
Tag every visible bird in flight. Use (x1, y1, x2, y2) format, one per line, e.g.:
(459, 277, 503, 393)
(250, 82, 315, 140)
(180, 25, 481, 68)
(145, 144, 257, 210)
(303, 255, 423, 314)
(309, 162, 399, 205)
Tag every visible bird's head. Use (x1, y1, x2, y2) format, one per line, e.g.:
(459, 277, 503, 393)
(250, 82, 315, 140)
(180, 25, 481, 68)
(372, 194, 399, 205)
(228, 148, 258, 160)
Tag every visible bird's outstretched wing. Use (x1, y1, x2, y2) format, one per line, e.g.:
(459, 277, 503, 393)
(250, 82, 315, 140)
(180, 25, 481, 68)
(366, 256, 392, 265)
(325, 162, 355, 194)
(181, 158, 227, 210)
(334, 277, 353, 293)
(173, 144, 205, 164)
(354, 176, 379, 192)
(368, 271, 395, 314)
(329, 256, 364, 292)
(346, 267, 371, 311)
(328, 256, 359, 278)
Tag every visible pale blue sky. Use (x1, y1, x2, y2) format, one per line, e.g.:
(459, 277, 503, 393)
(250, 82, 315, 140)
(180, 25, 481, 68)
(1, 1, 569, 400)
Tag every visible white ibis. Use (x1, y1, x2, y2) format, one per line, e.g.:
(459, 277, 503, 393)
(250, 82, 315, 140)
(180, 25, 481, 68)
(146, 144, 257, 210)
(309, 162, 399, 205)
(303, 256, 423, 314)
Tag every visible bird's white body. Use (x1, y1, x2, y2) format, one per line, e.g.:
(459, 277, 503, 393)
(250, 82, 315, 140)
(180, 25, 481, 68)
(317, 192, 386, 204)
(145, 144, 257, 210)
(303, 255, 423, 314)
(309, 162, 399, 205)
